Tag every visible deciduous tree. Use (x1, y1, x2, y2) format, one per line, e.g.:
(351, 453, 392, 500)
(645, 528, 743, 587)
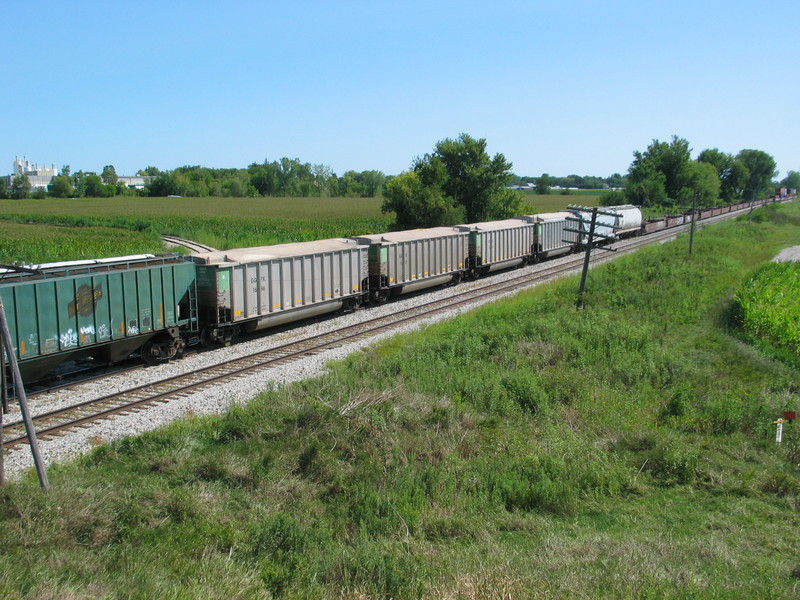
(697, 148, 749, 202)
(627, 136, 691, 206)
(83, 174, 113, 197)
(781, 170, 800, 190)
(9, 175, 31, 199)
(403, 134, 524, 224)
(736, 149, 778, 197)
(383, 134, 524, 227)
(381, 171, 463, 228)
(101, 165, 118, 185)
(682, 161, 720, 207)
(48, 175, 75, 198)
(535, 173, 553, 195)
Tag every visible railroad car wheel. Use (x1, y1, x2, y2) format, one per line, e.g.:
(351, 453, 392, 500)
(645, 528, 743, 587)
(200, 328, 224, 348)
(371, 290, 390, 304)
(140, 340, 161, 365)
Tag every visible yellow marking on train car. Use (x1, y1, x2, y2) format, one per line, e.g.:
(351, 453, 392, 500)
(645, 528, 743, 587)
(20, 341, 26, 354)
(235, 310, 242, 316)
(273, 304, 281, 308)
(389, 278, 395, 282)
(424, 271, 429, 275)
(325, 292, 331, 296)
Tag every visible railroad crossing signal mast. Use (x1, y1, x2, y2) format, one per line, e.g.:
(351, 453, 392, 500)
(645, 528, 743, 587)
(565, 205, 620, 309)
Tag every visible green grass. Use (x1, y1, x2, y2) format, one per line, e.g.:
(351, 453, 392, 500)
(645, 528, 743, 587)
(0, 202, 799, 599)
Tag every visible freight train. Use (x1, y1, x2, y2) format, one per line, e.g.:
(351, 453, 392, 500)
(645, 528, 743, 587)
(0, 195, 793, 384)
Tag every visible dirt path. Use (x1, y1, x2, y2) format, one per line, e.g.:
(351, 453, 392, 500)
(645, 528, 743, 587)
(773, 246, 800, 262)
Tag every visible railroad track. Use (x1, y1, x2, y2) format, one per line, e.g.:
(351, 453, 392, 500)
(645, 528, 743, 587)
(0, 209, 749, 450)
(161, 235, 217, 253)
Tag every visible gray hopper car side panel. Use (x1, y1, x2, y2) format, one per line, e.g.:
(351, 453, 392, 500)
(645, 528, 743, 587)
(353, 228, 468, 289)
(191, 239, 368, 326)
(456, 220, 535, 268)
(517, 212, 578, 256)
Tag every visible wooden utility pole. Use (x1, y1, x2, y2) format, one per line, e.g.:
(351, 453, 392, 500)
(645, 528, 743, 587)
(576, 208, 598, 307)
(0, 296, 49, 489)
(688, 194, 698, 255)
(565, 206, 619, 309)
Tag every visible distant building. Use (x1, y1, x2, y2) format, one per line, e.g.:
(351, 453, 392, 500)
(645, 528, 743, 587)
(6, 156, 58, 190)
(116, 176, 151, 190)
(4, 157, 153, 192)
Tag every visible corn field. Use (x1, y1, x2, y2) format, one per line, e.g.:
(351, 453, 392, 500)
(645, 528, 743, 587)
(734, 261, 800, 357)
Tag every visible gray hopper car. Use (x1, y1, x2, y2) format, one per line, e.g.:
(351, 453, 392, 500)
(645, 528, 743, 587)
(455, 219, 536, 276)
(189, 239, 368, 345)
(516, 212, 578, 260)
(353, 228, 469, 302)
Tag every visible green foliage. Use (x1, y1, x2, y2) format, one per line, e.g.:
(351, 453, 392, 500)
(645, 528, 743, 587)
(697, 148, 750, 202)
(0, 195, 393, 261)
(143, 160, 388, 199)
(734, 261, 800, 361)
(81, 174, 115, 198)
(9, 174, 31, 199)
(627, 136, 692, 207)
(535, 173, 553, 195)
(383, 134, 525, 227)
(381, 171, 464, 228)
(599, 189, 626, 206)
(737, 148, 778, 197)
(615, 432, 699, 485)
(508, 173, 625, 190)
(47, 174, 75, 198)
(683, 160, 721, 207)
(0, 221, 165, 263)
(625, 138, 782, 210)
(781, 170, 800, 191)
(760, 469, 800, 496)
(101, 165, 118, 185)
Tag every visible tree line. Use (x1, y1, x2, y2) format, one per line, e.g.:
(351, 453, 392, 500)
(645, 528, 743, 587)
(380, 134, 796, 229)
(601, 136, 796, 210)
(1, 137, 795, 218)
(509, 173, 627, 191)
(0, 160, 387, 200)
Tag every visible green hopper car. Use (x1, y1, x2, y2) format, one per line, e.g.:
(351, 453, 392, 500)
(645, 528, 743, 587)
(0, 254, 198, 383)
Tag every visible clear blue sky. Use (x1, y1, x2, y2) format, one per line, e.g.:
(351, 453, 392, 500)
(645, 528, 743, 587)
(3, 0, 798, 180)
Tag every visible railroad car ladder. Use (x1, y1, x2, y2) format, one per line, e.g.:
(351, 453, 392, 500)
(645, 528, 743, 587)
(187, 286, 200, 334)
